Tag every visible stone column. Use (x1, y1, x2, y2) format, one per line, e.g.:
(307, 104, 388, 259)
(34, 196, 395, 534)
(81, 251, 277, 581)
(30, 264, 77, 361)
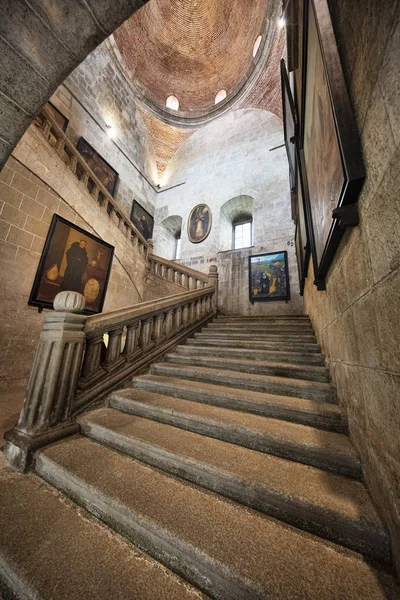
(208, 265, 219, 311)
(4, 292, 87, 472)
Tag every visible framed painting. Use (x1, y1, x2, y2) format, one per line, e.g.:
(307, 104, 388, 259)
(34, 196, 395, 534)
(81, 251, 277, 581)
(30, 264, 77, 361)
(77, 137, 118, 197)
(28, 214, 114, 315)
(248, 251, 290, 303)
(130, 200, 154, 240)
(300, 0, 365, 289)
(281, 58, 298, 191)
(188, 204, 212, 244)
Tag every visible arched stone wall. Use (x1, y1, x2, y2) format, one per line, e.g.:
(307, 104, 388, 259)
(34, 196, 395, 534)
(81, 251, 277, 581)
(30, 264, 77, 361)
(219, 195, 254, 252)
(156, 215, 183, 260)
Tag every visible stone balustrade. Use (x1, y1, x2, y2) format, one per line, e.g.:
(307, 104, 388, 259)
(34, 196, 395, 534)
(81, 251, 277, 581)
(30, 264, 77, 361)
(4, 266, 218, 472)
(147, 253, 209, 291)
(37, 105, 148, 257)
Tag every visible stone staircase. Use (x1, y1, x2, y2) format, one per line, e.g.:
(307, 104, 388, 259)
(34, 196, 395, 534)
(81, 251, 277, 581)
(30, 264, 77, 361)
(2, 315, 399, 599)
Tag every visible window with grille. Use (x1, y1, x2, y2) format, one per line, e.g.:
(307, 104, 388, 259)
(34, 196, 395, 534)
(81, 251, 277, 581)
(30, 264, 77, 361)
(233, 221, 252, 249)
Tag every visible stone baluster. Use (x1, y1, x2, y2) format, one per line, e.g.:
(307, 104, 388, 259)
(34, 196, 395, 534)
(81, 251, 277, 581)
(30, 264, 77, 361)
(92, 185, 100, 203)
(182, 303, 190, 326)
(152, 313, 165, 343)
(79, 332, 105, 388)
(208, 265, 219, 310)
(139, 317, 153, 351)
(174, 306, 182, 331)
(195, 298, 202, 320)
(102, 328, 125, 372)
(55, 137, 65, 156)
(181, 273, 188, 288)
(42, 117, 51, 139)
(4, 292, 87, 472)
(81, 170, 89, 188)
(131, 235, 139, 250)
(164, 309, 174, 337)
(69, 155, 78, 176)
(189, 301, 196, 323)
(122, 322, 140, 362)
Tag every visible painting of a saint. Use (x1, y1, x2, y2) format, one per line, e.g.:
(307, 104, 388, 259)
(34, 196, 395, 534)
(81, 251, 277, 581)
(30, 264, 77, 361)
(29, 214, 114, 314)
(188, 204, 212, 243)
(77, 137, 118, 197)
(248, 252, 290, 302)
(130, 201, 154, 240)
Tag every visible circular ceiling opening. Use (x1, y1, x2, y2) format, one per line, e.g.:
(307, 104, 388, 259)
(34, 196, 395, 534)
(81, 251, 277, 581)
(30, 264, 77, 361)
(166, 95, 179, 111)
(215, 90, 227, 104)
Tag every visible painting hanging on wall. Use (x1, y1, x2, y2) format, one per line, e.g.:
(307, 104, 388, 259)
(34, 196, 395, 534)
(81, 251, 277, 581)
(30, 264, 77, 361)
(130, 200, 154, 240)
(188, 204, 212, 243)
(28, 214, 114, 314)
(248, 251, 290, 303)
(77, 137, 118, 197)
(300, 0, 365, 289)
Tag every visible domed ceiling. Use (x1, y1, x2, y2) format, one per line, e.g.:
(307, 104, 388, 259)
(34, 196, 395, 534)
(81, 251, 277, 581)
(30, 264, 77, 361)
(113, 0, 273, 116)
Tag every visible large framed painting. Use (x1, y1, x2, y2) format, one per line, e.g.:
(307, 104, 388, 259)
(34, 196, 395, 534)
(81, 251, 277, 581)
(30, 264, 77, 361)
(281, 59, 298, 191)
(130, 200, 154, 240)
(248, 251, 290, 303)
(300, 0, 365, 289)
(28, 214, 114, 314)
(188, 204, 212, 244)
(77, 137, 118, 197)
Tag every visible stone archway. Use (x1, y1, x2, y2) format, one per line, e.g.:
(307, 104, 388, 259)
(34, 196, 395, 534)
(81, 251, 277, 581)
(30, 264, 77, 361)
(0, 0, 148, 169)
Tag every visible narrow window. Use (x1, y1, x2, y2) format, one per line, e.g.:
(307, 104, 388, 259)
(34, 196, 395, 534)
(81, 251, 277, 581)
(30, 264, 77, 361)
(174, 235, 181, 260)
(233, 221, 252, 249)
(166, 95, 179, 111)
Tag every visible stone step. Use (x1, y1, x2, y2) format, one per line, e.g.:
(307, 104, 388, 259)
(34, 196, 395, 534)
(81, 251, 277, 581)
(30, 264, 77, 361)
(188, 336, 321, 353)
(216, 315, 310, 322)
(166, 352, 330, 382)
(110, 388, 360, 476)
(197, 331, 316, 343)
(176, 343, 325, 366)
(131, 374, 346, 432)
(79, 407, 390, 562)
(150, 363, 337, 404)
(207, 323, 314, 333)
(0, 454, 204, 600)
(204, 328, 316, 340)
(35, 437, 399, 600)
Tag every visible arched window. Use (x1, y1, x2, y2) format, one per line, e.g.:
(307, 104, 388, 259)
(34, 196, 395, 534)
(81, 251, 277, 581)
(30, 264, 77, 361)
(166, 95, 179, 111)
(215, 89, 227, 104)
(233, 219, 252, 249)
(253, 35, 262, 58)
(159, 215, 182, 260)
(219, 195, 254, 252)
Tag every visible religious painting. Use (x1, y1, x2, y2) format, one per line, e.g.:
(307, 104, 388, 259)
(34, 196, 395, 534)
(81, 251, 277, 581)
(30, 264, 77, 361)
(130, 200, 154, 240)
(28, 214, 114, 314)
(248, 251, 290, 303)
(35, 102, 69, 147)
(188, 204, 212, 244)
(77, 137, 118, 197)
(281, 59, 298, 191)
(301, 0, 365, 289)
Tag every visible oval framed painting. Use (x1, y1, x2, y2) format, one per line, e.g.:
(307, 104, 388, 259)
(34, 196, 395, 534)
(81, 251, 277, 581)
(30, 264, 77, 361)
(187, 204, 212, 243)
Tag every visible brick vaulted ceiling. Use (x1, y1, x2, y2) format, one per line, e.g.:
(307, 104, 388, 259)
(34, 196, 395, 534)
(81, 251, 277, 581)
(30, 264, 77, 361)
(111, 0, 284, 181)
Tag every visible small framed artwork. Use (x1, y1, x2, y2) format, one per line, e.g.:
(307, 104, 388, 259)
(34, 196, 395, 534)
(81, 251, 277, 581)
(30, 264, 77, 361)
(77, 137, 118, 197)
(248, 251, 290, 303)
(28, 214, 114, 314)
(300, 0, 365, 289)
(188, 204, 212, 244)
(130, 200, 154, 240)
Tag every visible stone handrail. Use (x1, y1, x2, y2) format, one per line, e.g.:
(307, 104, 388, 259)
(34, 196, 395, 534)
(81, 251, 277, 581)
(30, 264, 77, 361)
(4, 265, 219, 472)
(147, 252, 209, 290)
(37, 104, 148, 256)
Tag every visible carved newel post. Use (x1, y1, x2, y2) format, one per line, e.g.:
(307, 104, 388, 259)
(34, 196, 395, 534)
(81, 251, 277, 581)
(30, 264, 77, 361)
(208, 264, 219, 311)
(4, 292, 87, 472)
(146, 238, 154, 262)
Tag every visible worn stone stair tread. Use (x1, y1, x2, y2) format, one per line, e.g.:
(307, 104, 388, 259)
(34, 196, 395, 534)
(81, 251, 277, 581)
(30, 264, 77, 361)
(196, 331, 316, 342)
(150, 362, 337, 404)
(165, 352, 330, 382)
(0, 454, 206, 600)
(187, 337, 321, 353)
(205, 325, 315, 335)
(110, 387, 360, 476)
(178, 343, 325, 365)
(79, 407, 391, 561)
(130, 374, 345, 431)
(215, 316, 310, 321)
(35, 437, 398, 600)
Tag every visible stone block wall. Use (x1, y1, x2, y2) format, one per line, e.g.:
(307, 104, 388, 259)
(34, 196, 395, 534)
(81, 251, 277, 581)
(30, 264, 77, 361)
(302, 0, 400, 573)
(154, 109, 303, 316)
(0, 133, 149, 388)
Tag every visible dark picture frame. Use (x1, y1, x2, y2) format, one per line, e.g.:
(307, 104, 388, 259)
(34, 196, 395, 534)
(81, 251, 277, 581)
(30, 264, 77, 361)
(281, 59, 298, 191)
(188, 204, 212, 244)
(77, 137, 118, 197)
(248, 251, 290, 303)
(294, 157, 311, 295)
(300, 0, 365, 290)
(130, 200, 154, 240)
(28, 214, 114, 315)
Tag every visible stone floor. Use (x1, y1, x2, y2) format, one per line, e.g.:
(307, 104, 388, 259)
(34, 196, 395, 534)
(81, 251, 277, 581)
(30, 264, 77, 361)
(0, 385, 25, 449)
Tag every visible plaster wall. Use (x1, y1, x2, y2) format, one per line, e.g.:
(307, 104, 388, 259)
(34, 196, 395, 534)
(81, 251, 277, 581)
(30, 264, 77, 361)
(0, 126, 150, 388)
(54, 41, 158, 216)
(154, 109, 303, 315)
(301, 0, 400, 572)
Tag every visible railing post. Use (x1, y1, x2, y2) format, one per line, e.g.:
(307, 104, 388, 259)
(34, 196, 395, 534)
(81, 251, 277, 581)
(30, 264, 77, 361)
(78, 332, 105, 389)
(208, 265, 219, 311)
(4, 292, 87, 472)
(123, 322, 140, 362)
(102, 327, 125, 372)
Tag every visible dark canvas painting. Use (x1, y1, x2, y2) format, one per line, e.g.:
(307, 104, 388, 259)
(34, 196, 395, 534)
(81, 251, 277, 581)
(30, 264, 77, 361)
(29, 214, 114, 314)
(188, 204, 212, 243)
(130, 201, 154, 240)
(248, 252, 290, 302)
(77, 137, 118, 197)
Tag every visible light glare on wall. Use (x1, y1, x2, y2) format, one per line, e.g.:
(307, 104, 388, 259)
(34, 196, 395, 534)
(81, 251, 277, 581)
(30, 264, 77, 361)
(278, 16, 286, 28)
